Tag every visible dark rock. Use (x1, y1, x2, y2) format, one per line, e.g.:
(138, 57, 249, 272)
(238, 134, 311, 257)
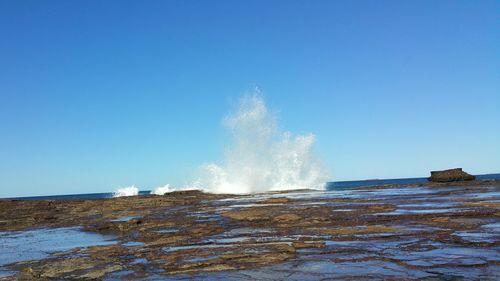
(428, 168, 475, 182)
(168, 190, 205, 196)
(3, 180, 500, 279)
(262, 197, 290, 204)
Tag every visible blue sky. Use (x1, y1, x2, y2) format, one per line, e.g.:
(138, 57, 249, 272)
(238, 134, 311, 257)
(0, 0, 498, 197)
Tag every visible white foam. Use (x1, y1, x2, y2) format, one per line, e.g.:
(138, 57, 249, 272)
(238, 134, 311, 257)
(194, 91, 330, 194)
(152, 183, 203, 195)
(112, 185, 139, 197)
(150, 184, 172, 195)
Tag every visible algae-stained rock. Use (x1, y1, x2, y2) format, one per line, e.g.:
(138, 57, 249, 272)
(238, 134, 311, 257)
(39, 258, 95, 278)
(428, 168, 475, 182)
(262, 197, 290, 204)
(292, 240, 325, 249)
(274, 213, 301, 222)
(222, 208, 271, 221)
(17, 267, 38, 280)
(79, 264, 123, 279)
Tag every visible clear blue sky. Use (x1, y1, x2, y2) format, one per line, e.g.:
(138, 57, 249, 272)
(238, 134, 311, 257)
(1, 0, 498, 197)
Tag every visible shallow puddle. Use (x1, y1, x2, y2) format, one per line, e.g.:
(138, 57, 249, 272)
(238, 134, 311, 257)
(155, 228, 178, 234)
(380, 208, 464, 215)
(454, 231, 499, 243)
(0, 227, 116, 267)
(184, 255, 219, 263)
(0, 269, 16, 278)
(392, 246, 499, 266)
(110, 215, 142, 222)
(472, 191, 500, 199)
(482, 222, 500, 232)
(398, 202, 456, 208)
(163, 243, 234, 252)
(122, 241, 145, 247)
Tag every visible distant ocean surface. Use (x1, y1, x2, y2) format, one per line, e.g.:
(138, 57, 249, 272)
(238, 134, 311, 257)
(327, 173, 500, 189)
(5, 173, 500, 201)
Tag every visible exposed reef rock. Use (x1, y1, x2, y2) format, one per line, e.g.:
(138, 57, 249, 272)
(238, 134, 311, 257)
(1, 179, 499, 280)
(428, 168, 475, 182)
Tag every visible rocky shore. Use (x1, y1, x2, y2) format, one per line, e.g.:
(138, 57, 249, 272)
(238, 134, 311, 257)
(428, 168, 476, 182)
(0, 179, 499, 280)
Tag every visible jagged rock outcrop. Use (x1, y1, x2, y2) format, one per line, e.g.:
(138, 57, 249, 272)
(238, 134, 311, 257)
(428, 168, 475, 182)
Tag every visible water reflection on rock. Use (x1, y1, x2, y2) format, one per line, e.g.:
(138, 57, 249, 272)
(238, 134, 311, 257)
(0, 181, 498, 280)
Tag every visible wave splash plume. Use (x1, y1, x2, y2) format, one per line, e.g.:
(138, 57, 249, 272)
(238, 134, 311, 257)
(194, 92, 329, 194)
(113, 185, 139, 197)
(150, 184, 171, 195)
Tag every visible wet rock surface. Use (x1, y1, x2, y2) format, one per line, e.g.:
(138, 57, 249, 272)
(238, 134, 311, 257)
(0, 181, 499, 280)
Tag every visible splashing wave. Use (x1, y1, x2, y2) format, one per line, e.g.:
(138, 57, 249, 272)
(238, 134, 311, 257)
(192, 91, 329, 194)
(150, 184, 171, 195)
(112, 185, 139, 197)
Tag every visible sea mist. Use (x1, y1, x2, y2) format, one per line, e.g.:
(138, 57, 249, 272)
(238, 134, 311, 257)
(113, 185, 139, 197)
(192, 92, 329, 194)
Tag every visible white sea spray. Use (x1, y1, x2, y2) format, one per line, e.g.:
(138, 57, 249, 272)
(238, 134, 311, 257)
(150, 184, 171, 195)
(192, 91, 329, 194)
(112, 185, 139, 197)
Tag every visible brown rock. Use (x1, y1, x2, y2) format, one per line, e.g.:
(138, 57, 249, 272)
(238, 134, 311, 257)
(274, 213, 301, 222)
(428, 168, 475, 182)
(262, 197, 290, 204)
(292, 241, 325, 249)
(79, 264, 122, 279)
(222, 208, 271, 221)
(17, 267, 38, 280)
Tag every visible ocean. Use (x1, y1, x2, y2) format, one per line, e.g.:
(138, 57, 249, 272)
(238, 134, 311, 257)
(4, 173, 499, 201)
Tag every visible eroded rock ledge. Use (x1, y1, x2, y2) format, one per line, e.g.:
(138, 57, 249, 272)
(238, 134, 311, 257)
(428, 168, 475, 182)
(0, 179, 498, 280)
